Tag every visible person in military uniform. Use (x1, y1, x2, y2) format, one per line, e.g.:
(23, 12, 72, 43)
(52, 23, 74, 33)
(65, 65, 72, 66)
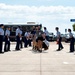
(55, 27, 64, 51)
(68, 29, 74, 53)
(24, 31, 29, 48)
(4, 27, 11, 52)
(0, 24, 4, 53)
(44, 27, 49, 41)
(15, 26, 21, 50)
(20, 27, 23, 49)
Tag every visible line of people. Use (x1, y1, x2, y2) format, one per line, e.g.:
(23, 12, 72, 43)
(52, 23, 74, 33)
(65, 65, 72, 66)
(0, 24, 11, 53)
(0, 24, 49, 54)
(0, 24, 32, 54)
(15, 26, 32, 50)
(0, 24, 74, 54)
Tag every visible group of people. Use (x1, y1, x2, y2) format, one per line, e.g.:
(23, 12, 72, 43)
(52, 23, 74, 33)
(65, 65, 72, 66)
(15, 26, 33, 50)
(0, 24, 75, 54)
(55, 27, 74, 53)
(31, 26, 49, 52)
(0, 24, 49, 54)
(0, 24, 11, 53)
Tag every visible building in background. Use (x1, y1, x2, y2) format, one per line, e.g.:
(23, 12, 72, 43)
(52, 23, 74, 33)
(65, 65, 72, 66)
(4, 22, 42, 41)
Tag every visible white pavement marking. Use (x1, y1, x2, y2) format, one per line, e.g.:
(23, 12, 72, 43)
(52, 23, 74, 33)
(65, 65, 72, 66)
(63, 62, 69, 65)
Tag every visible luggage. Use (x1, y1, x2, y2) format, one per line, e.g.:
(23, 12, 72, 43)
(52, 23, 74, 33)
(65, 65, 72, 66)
(43, 39, 49, 47)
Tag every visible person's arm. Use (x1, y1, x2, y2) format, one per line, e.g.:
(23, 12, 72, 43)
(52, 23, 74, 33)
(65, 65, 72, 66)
(5, 30, 9, 38)
(0, 29, 2, 35)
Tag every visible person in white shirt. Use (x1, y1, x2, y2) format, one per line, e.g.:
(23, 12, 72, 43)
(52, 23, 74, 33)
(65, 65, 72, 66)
(0, 24, 4, 53)
(68, 29, 74, 52)
(19, 28, 23, 48)
(4, 27, 11, 52)
(55, 27, 63, 51)
(44, 27, 49, 41)
(15, 26, 21, 50)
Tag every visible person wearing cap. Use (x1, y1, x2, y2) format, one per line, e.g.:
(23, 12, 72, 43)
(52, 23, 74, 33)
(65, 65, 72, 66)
(15, 26, 21, 50)
(68, 29, 74, 52)
(55, 27, 64, 51)
(4, 27, 11, 52)
(0, 24, 4, 53)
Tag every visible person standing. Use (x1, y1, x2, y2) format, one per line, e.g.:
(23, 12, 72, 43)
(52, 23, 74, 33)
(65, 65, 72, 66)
(68, 29, 74, 52)
(44, 27, 49, 41)
(0, 24, 4, 53)
(15, 26, 21, 50)
(55, 27, 63, 51)
(28, 31, 32, 47)
(24, 31, 29, 47)
(20, 28, 23, 48)
(4, 27, 11, 52)
(31, 26, 36, 50)
(36, 26, 43, 53)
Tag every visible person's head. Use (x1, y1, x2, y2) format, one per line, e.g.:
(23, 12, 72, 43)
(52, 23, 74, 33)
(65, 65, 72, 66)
(8, 27, 11, 31)
(42, 32, 46, 39)
(36, 26, 39, 30)
(6, 27, 10, 30)
(18, 26, 20, 29)
(0, 24, 4, 29)
(20, 27, 22, 30)
(38, 25, 41, 30)
(27, 30, 29, 32)
(32, 26, 35, 30)
(55, 27, 59, 31)
(68, 29, 71, 32)
(44, 27, 46, 30)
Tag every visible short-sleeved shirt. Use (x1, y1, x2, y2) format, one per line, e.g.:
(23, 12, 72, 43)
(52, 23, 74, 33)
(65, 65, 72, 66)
(5, 29, 10, 36)
(20, 30, 22, 35)
(16, 28, 21, 36)
(0, 28, 4, 36)
(24, 32, 29, 37)
(44, 30, 49, 36)
(56, 31, 61, 38)
(69, 32, 73, 38)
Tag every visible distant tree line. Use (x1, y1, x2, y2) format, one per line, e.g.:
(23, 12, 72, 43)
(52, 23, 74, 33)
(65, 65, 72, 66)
(73, 23, 75, 31)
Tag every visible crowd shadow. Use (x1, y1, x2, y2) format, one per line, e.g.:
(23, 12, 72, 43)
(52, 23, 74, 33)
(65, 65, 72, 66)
(29, 49, 48, 54)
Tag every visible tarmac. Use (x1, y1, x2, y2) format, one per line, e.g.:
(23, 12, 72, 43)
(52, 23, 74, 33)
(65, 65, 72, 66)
(0, 42, 75, 75)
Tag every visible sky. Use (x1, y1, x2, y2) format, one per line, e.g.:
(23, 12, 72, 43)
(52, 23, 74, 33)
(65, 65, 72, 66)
(0, 0, 75, 34)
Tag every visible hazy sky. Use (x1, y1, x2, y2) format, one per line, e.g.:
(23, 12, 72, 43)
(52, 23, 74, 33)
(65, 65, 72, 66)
(0, 0, 75, 34)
